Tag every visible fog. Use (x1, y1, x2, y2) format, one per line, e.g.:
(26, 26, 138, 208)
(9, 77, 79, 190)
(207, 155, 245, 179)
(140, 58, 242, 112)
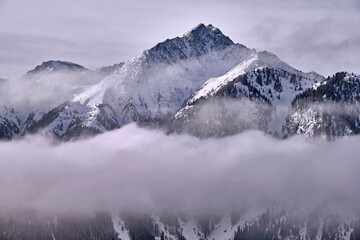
(175, 98, 273, 138)
(0, 124, 359, 217)
(0, 69, 104, 114)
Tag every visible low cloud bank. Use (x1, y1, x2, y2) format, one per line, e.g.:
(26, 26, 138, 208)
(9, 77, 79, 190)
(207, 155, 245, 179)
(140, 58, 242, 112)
(0, 124, 359, 216)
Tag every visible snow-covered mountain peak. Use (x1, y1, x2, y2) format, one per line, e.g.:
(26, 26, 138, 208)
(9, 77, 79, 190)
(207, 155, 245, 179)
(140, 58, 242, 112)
(184, 23, 216, 36)
(183, 23, 233, 45)
(45, 24, 255, 136)
(26, 60, 87, 76)
(21, 60, 104, 93)
(142, 23, 240, 65)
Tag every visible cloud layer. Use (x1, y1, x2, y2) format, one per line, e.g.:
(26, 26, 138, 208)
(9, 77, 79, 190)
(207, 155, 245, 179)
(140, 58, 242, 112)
(0, 124, 359, 216)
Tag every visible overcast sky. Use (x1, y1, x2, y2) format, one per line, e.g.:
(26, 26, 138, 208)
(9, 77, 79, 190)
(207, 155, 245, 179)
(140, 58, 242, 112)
(0, 0, 359, 79)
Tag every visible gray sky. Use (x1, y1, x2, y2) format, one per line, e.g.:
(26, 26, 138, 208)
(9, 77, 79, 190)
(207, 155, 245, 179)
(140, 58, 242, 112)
(0, 0, 359, 79)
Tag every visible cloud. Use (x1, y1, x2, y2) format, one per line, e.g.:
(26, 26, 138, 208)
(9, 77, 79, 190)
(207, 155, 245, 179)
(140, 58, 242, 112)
(0, 68, 104, 113)
(0, 124, 359, 217)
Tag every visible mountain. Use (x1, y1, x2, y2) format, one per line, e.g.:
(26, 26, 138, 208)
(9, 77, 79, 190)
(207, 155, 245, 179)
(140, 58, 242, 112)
(22, 60, 110, 88)
(44, 24, 255, 138)
(41, 24, 326, 139)
(26, 60, 87, 76)
(173, 51, 324, 137)
(283, 72, 360, 140)
(0, 61, 108, 139)
(1, 23, 358, 140)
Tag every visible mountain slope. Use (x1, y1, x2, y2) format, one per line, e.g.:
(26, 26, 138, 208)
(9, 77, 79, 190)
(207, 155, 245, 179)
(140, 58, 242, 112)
(284, 72, 360, 140)
(173, 51, 324, 138)
(0, 61, 108, 139)
(1, 209, 357, 240)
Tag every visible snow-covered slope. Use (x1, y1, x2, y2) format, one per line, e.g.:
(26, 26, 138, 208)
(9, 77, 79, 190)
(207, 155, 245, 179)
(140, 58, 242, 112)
(45, 24, 254, 137)
(0, 61, 108, 139)
(173, 50, 324, 137)
(0, 208, 356, 240)
(183, 51, 323, 106)
(284, 72, 360, 140)
(0, 106, 21, 139)
(110, 208, 357, 240)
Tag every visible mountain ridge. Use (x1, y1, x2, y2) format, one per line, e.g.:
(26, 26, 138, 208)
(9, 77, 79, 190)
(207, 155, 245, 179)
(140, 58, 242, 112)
(0, 23, 358, 140)
(25, 60, 87, 77)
